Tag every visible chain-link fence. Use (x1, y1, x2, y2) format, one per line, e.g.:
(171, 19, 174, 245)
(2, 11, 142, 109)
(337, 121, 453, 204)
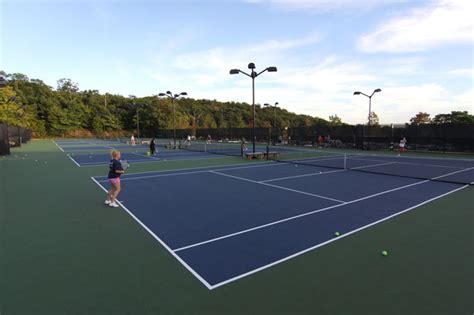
(8, 125, 33, 147)
(0, 124, 33, 155)
(0, 123, 11, 155)
(152, 123, 474, 152)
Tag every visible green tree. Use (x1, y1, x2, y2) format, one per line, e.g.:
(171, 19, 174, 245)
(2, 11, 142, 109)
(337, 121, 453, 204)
(369, 112, 379, 125)
(0, 86, 23, 125)
(328, 114, 343, 126)
(410, 112, 431, 125)
(432, 111, 474, 124)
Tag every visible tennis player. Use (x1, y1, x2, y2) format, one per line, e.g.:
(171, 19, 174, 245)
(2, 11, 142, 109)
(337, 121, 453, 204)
(241, 138, 248, 152)
(150, 137, 157, 155)
(398, 137, 407, 156)
(106, 150, 124, 208)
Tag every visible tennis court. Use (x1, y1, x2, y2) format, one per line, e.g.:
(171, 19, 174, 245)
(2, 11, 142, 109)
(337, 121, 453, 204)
(3, 140, 473, 314)
(54, 139, 229, 167)
(91, 153, 473, 289)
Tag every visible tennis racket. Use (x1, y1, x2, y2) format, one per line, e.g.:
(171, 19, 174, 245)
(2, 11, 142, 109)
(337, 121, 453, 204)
(120, 160, 130, 170)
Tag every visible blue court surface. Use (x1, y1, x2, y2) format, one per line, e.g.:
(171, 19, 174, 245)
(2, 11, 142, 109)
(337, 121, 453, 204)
(67, 150, 224, 167)
(53, 140, 231, 166)
(91, 158, 472, 289)
(54, 139, 155, 153)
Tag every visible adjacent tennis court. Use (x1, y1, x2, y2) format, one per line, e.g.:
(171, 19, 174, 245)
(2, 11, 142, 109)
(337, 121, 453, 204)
(91, 153, 473, 289)
(54, 139, 229, 167)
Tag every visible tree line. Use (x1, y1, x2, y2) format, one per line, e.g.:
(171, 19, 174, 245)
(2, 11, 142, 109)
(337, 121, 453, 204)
(0, 71, 472, 137)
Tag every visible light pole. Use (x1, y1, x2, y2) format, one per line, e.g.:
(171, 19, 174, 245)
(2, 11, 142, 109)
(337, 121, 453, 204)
(230, 62, 277, 153)
(264, 102, 279, 145)
(353, 88, 381, 150)
(158, 91, 187, 147)
(129, 95, 141, 142)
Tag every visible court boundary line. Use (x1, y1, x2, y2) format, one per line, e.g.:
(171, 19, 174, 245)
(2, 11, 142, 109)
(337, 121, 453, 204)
(206, 184, 469, 289)
(52, 140, 65, 152)
(91, 166, 470, 290)
(90, 177, 213, 290)
(95, 161, 285, 182)
(273, 146, 474, 162)
(92, 161, 271, 179)
(350, 156, 467, 170)
(130, 152, 161, 160)
(173, 178, 430, 252)
(75, 155, 229, 167)
(260, 161, 397, 183)
(174, 165, 473, 253)
(210, 170, 346, 203)
(67, 154, 81, 167)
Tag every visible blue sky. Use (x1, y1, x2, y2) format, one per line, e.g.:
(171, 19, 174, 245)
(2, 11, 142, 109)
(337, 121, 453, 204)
(1, 0, 472, 123)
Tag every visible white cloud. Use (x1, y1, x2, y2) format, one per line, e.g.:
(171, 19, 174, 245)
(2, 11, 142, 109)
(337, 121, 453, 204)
(244, 0, 406, 11)
(141, 27, 472, 125)
(358, 0, 474, 53)
(449, 68, 474, 79)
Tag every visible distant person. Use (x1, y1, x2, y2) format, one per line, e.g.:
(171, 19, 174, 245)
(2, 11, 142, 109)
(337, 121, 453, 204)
(398, 137, 407, 156)
(185, 134, 191, 145)
(106, 150, 125, 208)
(241, 138, 248, 153)
(318, 135, 323, 147)
(150, 137, 156, 155)
(130, 134, 136, 146)
(206, 134, 212, 144)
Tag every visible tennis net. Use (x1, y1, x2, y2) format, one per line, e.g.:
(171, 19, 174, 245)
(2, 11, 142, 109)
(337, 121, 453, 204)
(267, 145, 474, 185)
(181, 142, 243, 157)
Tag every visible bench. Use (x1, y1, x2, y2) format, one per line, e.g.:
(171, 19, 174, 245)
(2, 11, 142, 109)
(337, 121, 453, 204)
(165, 144, 176, 149)
(245, 152, 265, 160)
(264, 151, 280, 160)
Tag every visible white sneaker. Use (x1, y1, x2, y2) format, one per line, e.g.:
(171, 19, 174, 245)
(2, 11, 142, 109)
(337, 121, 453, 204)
(109, 202, 119, 208)
(105, 200, 111, 205)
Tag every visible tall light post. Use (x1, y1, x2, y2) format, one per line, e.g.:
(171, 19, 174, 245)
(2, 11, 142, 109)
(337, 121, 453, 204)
(264, 102, 278, 145)
(129, 95, 141, 141)
(353, 88, 381, 150)
(158, 91, 187, 146)
(230, 62, 277, 153)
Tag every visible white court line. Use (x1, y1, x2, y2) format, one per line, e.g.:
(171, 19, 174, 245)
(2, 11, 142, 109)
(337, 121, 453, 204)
(261, 161, 397, 183)
(430, 166, 474, 180)
(129, 152, 161, 160)
(78, 155, 229, 167)
(207, 184, 469, 290)
(96, 161, 284, 182)
(210, 170, 346, 203)
(176, 166, 473, 253)
(67, 154, 81, 167)
(350, 156, 466, 170)
(52, 140, 65, 152)
(92, 161, 267, 179)
(91, 164, 471, 290)
(174, 166, 472, 253)
(172, 178, 431, 253)
(97, 162, 286, 182)
(261, 169, 346, 183)
(90, 177, 213, 290)
(378, 153, 474, 162)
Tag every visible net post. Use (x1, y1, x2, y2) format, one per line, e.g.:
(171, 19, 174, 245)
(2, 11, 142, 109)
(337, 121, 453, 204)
(266, 145, 270, 160)
(344, 154, 347, 169)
